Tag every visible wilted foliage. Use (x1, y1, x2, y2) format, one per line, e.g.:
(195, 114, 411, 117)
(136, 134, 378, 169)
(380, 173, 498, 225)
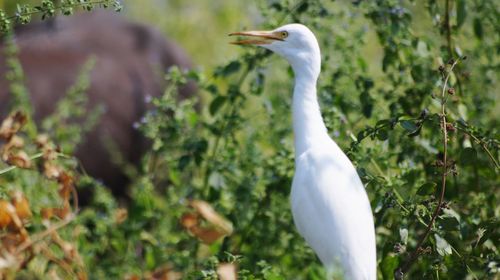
(1, 0, 499, 279)
(0, 0, 122, 33)
(0, 111, 84, 279)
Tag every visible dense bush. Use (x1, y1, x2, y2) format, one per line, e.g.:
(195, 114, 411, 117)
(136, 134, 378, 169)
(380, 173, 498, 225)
(0, 0, 498, 279)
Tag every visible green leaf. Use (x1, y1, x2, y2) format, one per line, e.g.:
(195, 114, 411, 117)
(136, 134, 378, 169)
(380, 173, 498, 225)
(460, 147, 477, 166)
(417, 182, 436, 196)
(440, 217, 460, 231)
(376, 119, 391, 127)
(439, 208, 460, 230)
(178, 155, 191, 170)
(434, 234, 452, 256)
(209, 96, 227, 116)
(215, 61, 241, 77)
(296, 2, 309, 13)
(473, 18, 483, 39)
(407, 124, 422, 137)
(456, 0, 466, 28)
(400, 120, 417, 133)
(381, 255, 400, 279)
(208, 171, 226, 189)
(376, 128, 389, 141)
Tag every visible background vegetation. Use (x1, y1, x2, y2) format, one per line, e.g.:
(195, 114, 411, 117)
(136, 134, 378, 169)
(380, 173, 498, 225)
(0, 0, 498, 279)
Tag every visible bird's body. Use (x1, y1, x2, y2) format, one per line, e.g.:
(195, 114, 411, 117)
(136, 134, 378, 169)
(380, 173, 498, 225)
(231, 24, 376, 279)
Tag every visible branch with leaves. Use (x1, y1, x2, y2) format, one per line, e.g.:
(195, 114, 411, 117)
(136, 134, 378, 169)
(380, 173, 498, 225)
(395, 57, 465, 278)
(0, 0, 122, 33)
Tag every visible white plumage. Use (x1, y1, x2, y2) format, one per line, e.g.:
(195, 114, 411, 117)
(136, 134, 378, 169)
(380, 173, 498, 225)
(231, 24, 376, 279)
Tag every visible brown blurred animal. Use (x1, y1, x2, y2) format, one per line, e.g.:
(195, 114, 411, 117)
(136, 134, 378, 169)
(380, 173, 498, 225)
(0, 11, 195, 198)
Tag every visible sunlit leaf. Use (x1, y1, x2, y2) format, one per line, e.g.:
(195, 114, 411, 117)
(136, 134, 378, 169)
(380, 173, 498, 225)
(210, 96, 227, 116)
(456, 0, 466, 28)
(400, 120, 417, 133)
(434, 234, 452, 256)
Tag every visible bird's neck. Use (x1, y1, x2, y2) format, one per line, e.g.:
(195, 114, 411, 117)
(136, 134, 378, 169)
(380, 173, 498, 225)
(292, 70, 328, 157)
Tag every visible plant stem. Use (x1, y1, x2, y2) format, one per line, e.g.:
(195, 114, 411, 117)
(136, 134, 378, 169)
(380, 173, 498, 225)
(0, 152, 70, 176)
(1, 0, 116, 31)
(397, 59, 460, 276)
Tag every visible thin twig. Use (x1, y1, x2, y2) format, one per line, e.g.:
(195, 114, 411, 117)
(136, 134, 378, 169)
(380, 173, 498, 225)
(3, 0, 113, 21)
(455, 126, 500, 169)
(0, 152, 42, 175)
(0, 152, 71, 176)
(14, 214, 75, 254)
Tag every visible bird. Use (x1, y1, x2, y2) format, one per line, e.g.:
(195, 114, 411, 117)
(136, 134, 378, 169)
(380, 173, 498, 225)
(230, 24, 376, 279)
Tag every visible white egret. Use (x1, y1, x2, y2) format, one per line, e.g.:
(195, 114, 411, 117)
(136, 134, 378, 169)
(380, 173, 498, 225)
(230, 24, 376, 279)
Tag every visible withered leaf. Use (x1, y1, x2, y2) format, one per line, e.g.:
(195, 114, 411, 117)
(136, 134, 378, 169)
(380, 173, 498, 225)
(217, 263, 237, 280)
(5, 151, 32, 169)
(0, 111, 27, 140)
(44, 162, 62, 179)
(114, 208, 128, 224)
(189, 226, 226, 244)
(180, 212, 199, 229)
(149, 264, 182, 280)
(11, 191, 32, 221)
(35, 134, 50, 148)
(189, 200, 233, 235)
(58, 171, 74, 200)
(0, 200, 13, 228)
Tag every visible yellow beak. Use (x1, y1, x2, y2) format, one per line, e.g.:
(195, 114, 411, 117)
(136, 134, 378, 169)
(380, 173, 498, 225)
(229, 30, 283, 45)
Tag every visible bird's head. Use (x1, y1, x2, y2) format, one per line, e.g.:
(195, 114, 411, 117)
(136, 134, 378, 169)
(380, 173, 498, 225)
(230, 23, 321, 79)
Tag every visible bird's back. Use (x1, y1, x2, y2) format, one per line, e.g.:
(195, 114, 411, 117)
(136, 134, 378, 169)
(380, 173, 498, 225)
(291, 139, 376, 279)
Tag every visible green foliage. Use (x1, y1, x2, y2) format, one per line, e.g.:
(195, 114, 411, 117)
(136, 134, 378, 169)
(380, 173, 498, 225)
(0, 0, 122, 33)
(1, 0, 499, 279)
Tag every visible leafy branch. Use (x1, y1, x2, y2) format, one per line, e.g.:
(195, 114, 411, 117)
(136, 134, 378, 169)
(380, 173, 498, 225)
(455, 121, 500, 169)
(0, 0, 122, 33)
(396, 58, 463, 277)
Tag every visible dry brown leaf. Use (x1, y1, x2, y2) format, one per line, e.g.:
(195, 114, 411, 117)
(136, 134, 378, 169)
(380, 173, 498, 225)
(0, 111, 27, 140)
(11, 192, 32, 222)
(44, 162, 62, 179)
(180, 212, 198, 229)
(217, 263, 237, 280)
(125, 275, 141, 280)
(189, 200, 233, 235)
(0, 200, 13, 228)
(114, 208, 128, 224)
(41, 201, 71, 221)
(5, 151, 32, 169)
(35, 134, 50, 148)
(3, 135, 24, 153)
(148, 264, 182, 280)
(1, 233, 23, 253)
(58, 171, 74, 200)
(57, 201, 71, 219)
(77, 271, 88, 280)
(189, 226, 226, 244)
(40, 207, 54, 220)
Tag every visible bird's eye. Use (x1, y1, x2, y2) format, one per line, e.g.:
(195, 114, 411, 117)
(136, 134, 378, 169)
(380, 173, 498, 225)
(281, 31, 289, 38)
